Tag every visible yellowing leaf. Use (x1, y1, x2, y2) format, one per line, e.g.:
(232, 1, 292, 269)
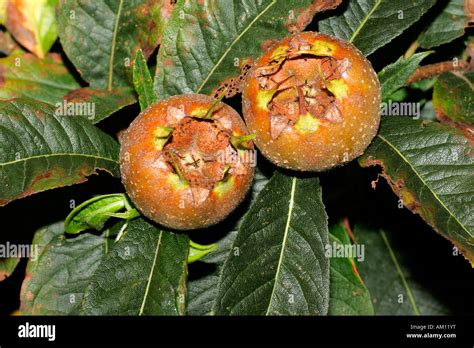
(5, 0, 58, 58)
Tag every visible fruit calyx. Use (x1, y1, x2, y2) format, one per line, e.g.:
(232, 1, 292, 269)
(256, 36, 351, 139)
(154, 104, 251, 205)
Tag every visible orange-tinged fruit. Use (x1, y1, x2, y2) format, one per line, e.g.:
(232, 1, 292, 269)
(120, 94, 255, 230)
(242, 32, 381, 171)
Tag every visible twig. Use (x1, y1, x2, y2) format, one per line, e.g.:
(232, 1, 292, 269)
(406, 60, 473, 85)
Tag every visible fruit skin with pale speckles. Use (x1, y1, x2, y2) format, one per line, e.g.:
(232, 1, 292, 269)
(242, 32, 381, 171)
(120, 94, 255, 230)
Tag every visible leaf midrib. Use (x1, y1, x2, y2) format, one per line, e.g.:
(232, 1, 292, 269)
(0, 153, 119, 167)
(108, 0, 124, 91)
(349, 0, 382, 43)
(379, 230, 420, 315)
(139, 231, 163, 315)
(377, 133, 470, 237)
(196, 0, 277, 93)
(264, 176, 296, 315)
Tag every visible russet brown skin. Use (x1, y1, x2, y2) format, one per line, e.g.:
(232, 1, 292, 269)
(243, 32, 381, 171)
(120, 94, 254, 230)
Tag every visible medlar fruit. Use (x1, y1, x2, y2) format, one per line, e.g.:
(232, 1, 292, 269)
(120, 94, 255, 230)
(242, 32, 381, 171)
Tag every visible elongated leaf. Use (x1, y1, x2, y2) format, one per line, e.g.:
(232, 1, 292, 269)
(360, 117, 474, 262)
(5, 0, 58, 58)
(0, 99, 120, 206)
(319, 0, 436, 56)
(213, 172, 329, 315)
(0, 52, 80, 105)
(0, 257, 20, 281)
(81, 218, 189, 315)
(419, 0, 469, 49)
(133, 49, 157, 111)
(328, 223, 373, 315)
(354, 225, 450, 315)
(63, 87, 137, 124)
(433, 71, 474, 126)
(20, 221, 108, 315)
(154, 0, 341, 98)
(56, 0, 163, 90)
(378, 52, 432, 101)
(187, 169, 271, 315)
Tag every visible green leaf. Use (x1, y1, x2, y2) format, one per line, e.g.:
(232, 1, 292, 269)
(188, 240, 218, 264)
(5, 0, 58, 58)
(378, 52, 432, 101)
(319, 0, 436, 56)
(20, 221, 109, 315)
(360, 117, 474, 262)
(433, 71, 474, 126)
(80, 218, 189, 315)
(65, 194, 139, 234)
(62, 87, 137, 124)
(419, 0, 469, 49)
(0, 52, 80, 105)
(0, 257, 20, 282)
(354, 225, 451, 315)
(187, 265, 221, 316)
(154, 0, 342, 98)
(0, 99, 120, 206)
(56, 0, 164, 90)
(328, 223, 374, 315)
(213, 172, 329, 315)
(133, 49, 157, 111)
(187, 169, 271, 315)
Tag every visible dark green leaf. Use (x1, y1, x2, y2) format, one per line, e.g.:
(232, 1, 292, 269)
(64, 194, 139, 234)
(0, 257, 20, 282)
(186, 264, 220, 316)
(328, 223, 373, 315)
(360, 117, 474, 262)
(433, 71, 474, 126)
(154, 0, 341, 98)
(186, 168, 271, 315)
(419, 0, 469, 49)
(133, 49, 157, 111)
(213, 172, 329, 315)
(378, 52, 432, 101)
(0, 52, 80, 105)
(0, 99, 120, 206)
(80, 218, 189, 315)
(354, 225, 451, 315)
(63, 87, 137, 124)
(20, 221, 108, 315)
(56, 0, 164, 90)
(319, 0, 436, 56)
